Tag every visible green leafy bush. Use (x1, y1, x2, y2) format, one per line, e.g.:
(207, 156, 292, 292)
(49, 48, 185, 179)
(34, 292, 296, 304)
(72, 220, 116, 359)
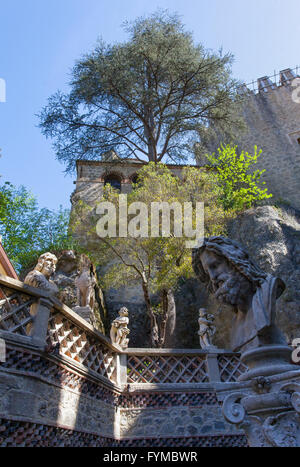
(0, 181, 75, 272)
(206, 144, 272, 211)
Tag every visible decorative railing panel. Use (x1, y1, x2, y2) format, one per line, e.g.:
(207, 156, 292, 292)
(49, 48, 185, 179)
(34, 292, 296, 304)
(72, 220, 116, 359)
(0, 275, 248, 389)
(127, 354, 209, 384)
(218, 355, 248, 382)
(47, 311, 117, 383)
(0, 285, 36, 336)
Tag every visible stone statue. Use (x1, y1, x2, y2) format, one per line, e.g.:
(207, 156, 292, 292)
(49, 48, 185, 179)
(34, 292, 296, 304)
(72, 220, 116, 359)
(110, 307, 130, 350)
(24, 252, 58, 295)
(74, 256, 96, 310)
(193, 238, 300, 448)
(192, 237, 286, 353)
(198, 308, 216, 349)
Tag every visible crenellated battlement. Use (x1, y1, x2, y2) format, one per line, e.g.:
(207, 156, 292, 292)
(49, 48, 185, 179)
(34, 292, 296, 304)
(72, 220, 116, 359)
(243, 66, 300, 94)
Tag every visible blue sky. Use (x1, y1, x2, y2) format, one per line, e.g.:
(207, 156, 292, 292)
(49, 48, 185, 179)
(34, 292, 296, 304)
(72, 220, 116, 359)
(0, 0, 299, 210)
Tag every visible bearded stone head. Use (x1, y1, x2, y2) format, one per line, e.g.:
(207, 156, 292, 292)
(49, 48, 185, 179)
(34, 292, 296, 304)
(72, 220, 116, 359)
(192, 237, 280, 310)
(35, 252, 58, 279)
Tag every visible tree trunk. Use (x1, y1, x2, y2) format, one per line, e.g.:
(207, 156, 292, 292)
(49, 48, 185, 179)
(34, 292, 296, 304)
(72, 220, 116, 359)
(158, 289, 176, 348)
(142, 281, 160, 347)
(144, 63, 157, 163)
(144, 107, 157, 163)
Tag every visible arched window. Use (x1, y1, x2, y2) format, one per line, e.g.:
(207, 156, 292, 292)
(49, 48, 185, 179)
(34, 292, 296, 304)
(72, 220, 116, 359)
(104, 174, 121, 191)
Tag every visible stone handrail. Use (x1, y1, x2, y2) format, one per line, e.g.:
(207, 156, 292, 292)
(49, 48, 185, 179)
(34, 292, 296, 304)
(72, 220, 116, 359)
(0, 273, 248, 389)
(124, 348, 248, 386)
(0, 274, 121, 386)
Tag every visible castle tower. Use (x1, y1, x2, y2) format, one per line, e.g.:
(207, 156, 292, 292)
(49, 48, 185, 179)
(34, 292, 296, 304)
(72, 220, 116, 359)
(202, 67, 300, 210)
(240, 68, 300, 209)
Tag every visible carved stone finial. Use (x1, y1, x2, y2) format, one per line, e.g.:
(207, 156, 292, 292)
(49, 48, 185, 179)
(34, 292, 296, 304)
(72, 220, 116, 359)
(24, 252, 58, 295)
(110, 307, 130, 350)
(198, 308, 216, 349)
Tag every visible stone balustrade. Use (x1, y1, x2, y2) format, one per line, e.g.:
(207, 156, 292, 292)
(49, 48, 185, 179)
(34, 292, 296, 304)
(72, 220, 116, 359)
(124, 349, 248, 387)
(0, 274, 248, 388)
(0, 274, 120, 384)
(0, 273, 247, 447)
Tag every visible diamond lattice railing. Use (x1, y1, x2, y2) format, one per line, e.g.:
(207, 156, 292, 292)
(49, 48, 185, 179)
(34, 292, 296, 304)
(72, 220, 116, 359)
(218, 355, 248, 382)
(127, 354, 209, 384)
(47, 311, 117, 383)
(0, 286, 36, 336)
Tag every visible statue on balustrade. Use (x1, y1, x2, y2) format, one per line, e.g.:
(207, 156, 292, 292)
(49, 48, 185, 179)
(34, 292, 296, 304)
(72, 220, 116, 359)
(110, 307, 130, 350)
(24, 252, 58, 295)
(74, 255, 96, 310)
(192, 237, 286, 353)
(198, 308, 216, 349)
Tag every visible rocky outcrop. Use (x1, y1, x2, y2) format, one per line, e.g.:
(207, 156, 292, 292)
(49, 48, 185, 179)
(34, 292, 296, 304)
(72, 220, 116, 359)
(170, 205, 300, 350)
(229, 205, 300, 345)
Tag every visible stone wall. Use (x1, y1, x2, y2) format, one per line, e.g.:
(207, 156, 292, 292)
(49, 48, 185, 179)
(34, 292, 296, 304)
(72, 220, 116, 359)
(0, 350, 116, 438)
(237, 82, 300, 209)
(71, 160, 194, 206)
(229, 204, 300, 345)
(0, 344, 246, 447)
(201, 69, 300, 210)
(119, 395, 236, 439)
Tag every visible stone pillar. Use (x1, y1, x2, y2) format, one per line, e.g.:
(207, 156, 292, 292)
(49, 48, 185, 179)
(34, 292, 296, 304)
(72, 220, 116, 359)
(221, 344, 300, 447)
(30, 298, 52, 348)
(116, 353, 127, 387)
(206, 351, 221, 383)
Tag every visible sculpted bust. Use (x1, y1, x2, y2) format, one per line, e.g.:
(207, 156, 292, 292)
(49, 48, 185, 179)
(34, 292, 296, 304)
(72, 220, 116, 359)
(192, 237, 286, 353)
(24, 252, 58, 295)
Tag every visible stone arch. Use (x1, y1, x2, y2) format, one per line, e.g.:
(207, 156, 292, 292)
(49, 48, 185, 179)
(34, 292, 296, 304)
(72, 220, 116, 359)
(103, 172, 123, 191)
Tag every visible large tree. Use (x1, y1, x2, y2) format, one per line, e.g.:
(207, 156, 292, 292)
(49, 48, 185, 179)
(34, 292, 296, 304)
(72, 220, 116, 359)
(39, 11, 242, 172)
(71, 163, 227, 347)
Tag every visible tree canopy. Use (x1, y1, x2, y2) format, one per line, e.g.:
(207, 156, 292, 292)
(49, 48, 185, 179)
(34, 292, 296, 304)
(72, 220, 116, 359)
(71, 163, 228, 347)
(39, 11, 243, 172)
(0, 181, 74, 272)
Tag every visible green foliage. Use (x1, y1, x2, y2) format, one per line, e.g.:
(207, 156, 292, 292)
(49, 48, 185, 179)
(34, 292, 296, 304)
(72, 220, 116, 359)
(72, 163, 228, 295)
(0, 182, 75, 272)
(39, 10, 242, 172)
(70, 162, 231, 347)
(205, 144, 272, 211)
